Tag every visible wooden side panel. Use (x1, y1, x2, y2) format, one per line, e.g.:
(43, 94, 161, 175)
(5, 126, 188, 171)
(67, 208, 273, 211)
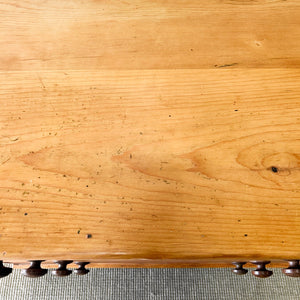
(0, 69, 299, 260)
(0, 0, 300, 70)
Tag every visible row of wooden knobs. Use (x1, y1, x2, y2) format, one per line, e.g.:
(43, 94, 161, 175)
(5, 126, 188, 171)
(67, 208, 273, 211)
(232, 261, 300, 278)
(0, 261, 90, 278)
(1, 260, 299, 278)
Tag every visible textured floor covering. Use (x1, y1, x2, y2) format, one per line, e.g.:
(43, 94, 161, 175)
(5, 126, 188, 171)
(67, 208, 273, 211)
(0, 268, 298, 300)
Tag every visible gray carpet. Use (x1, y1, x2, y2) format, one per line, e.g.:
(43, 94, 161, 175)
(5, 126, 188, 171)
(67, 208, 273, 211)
(0, 268, 298, 300)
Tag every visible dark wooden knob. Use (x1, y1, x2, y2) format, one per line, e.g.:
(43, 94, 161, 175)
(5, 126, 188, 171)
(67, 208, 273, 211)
(250, 261, 273, 278)
(0, 261, 12, 278)
(73, 262, 90, 275)
(282, 260, 300, 277)
(21, 261, 48, 278)
(52, 261, 73, 277)
(232, 262, 248, 275)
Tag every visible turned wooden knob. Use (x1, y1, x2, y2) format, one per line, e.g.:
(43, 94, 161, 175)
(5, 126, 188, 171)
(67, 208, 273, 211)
(52, 261, 73, 277)
(74, 262, 90, 275)
(282, 260, 300, 277)
(250, 261, 273, 278)
(0, 261, 12, 278)
(232, 262, 248, 275)
(22, 261, 48, 278)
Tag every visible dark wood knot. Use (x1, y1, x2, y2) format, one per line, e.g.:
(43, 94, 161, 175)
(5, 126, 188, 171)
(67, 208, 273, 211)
(21, 261, 48, 278)
(73, 262, 90, 275)
(282, 260, 300, 277)
(0, 261, 12, 278)
(250, 261, 273, 278)
(231, 262, 248, 275)
(52, 261, 73, 277)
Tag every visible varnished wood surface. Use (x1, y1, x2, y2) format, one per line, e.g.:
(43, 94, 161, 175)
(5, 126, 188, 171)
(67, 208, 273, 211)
(1, 0, 300, 70)
(0, 0, 299, 264)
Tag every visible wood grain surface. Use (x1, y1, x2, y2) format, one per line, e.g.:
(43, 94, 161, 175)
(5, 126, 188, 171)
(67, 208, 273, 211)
(0, 0, 299, 264)
(1, 0, 300, 70)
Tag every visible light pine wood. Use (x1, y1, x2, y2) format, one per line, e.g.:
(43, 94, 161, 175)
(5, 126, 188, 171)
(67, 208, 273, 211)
(1, 69, 299, 262)
(1, 0, 300, 70)
(0, 0, 299, 265)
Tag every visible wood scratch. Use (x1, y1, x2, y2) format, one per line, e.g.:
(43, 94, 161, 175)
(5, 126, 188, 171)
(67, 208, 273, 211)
(0, 157, 11, 166)
(36, 73, 46, 89)
(214, 63, 238, 68)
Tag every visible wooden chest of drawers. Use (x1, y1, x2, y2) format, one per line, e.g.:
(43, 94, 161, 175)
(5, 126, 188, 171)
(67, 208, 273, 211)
(0, 0, 299, 278)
